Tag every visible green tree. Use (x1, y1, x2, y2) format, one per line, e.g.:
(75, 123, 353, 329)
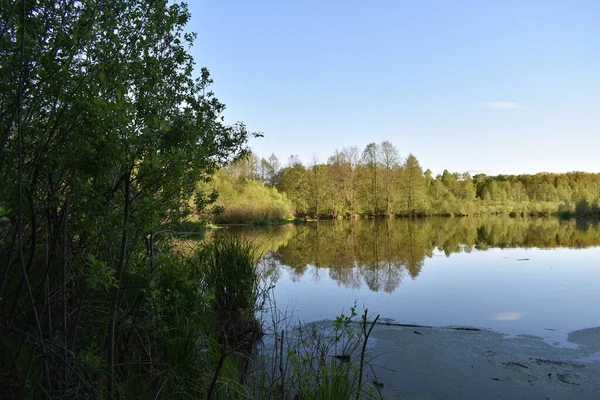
(0, 1, 249, 396)
(400, 154, 427, 215)
(328, 149, 352, 217)
(512, 181, 528, 203)
(278, 156, 310, 216)
(379, 141, 400, 216)
(308, 155, 328, 218)
(342, 146, 361, 216)
(361, 142, 380, 215)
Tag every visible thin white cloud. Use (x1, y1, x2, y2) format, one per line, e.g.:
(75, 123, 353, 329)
(483, 101, 519, 109)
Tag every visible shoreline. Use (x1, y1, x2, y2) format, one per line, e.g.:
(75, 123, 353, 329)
(257, 321, 600, 399)
(203, 213, 600, 228)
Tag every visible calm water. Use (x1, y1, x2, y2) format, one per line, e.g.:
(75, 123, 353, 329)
(228, 217, 600, 346)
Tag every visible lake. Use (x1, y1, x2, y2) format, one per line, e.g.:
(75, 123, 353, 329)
(226, 217, 600, 346)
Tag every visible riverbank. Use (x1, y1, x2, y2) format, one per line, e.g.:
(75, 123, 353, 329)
(362, 323, 600, 399)
(194, 213, 599, 230)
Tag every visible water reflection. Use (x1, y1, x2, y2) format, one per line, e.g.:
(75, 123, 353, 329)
(228, 217, 600, 293)
(490, 312, 526, 321)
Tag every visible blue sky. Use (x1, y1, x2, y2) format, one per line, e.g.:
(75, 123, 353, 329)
(187, 0, 599, 175)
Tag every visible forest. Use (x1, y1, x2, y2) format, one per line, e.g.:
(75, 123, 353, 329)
(201, 143, 600, 223)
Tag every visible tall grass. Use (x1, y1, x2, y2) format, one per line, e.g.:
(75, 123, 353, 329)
(197, 234, 265, 399)
(249, 301, 383, 400)
(203, 235, 263, 346)
(196, 235, 384, 400)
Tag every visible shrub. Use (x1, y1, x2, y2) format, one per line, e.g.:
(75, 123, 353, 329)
(198, 171, 294, 224)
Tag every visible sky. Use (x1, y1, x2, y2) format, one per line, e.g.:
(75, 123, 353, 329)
(187, 0, 599, 176)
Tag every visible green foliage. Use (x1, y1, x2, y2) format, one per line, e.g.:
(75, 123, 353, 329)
(0, 1, 251, 397)
(85, 254, 118, 291)
(203, 235, 260, 318)
(256, 143, 600, 218)
(277, 160, 310, 216)
(198, 168, 294, 224)
(191, 235, 264, 398)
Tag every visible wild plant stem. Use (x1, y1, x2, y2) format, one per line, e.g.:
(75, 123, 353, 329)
(207, 339, 228, 400)
(357, 309, 379, 399)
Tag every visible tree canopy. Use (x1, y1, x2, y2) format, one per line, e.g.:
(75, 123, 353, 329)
(1, 1, 250, 396)
(216, 144, 600, 220)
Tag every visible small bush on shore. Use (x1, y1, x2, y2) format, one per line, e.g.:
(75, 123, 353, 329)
(197, 171, 294, 224)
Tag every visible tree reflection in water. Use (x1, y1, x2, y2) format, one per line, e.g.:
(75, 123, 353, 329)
(233, 217, 600, 292)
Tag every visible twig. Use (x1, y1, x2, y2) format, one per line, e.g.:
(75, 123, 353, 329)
(351, 320, 481, 332)
(279, 329, 285, 398)
(357, 309, 379, 399)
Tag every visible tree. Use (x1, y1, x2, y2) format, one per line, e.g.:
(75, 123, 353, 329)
(379, 141, 400, 216)
(512, 181, 528, 203)
(229, 152, 260, 181)
(328, 149, 353, 217)
(287, 154, 302, 167)
(361, 143, 380, 215)
(400, 154, 426, 215)
(308, 155, 325, 218)
(260, 153, 281, 186)
(0, 1, 249, 396)
(459, 173, 476, 196)
(342, 146, 361, 216)
(278, 160, 310, 216)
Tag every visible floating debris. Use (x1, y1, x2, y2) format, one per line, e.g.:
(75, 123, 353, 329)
(504, 361, 529, 369)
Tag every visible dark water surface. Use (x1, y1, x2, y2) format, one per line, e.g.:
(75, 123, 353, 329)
(229, 217, 600, 346)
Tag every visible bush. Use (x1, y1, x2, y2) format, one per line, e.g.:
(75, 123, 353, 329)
(198, 171, 294, 224)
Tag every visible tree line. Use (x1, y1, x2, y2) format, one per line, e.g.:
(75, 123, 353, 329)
(211, 142, 600, 221)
